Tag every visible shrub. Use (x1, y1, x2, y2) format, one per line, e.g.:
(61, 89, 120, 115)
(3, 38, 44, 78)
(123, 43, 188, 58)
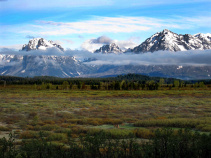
(19, 131, 38, 139)
(47, 133, 67, 141)
(133, 128, 155, 139)
(41, 124, 59, 131)
(56, 111, 73, 119)
(134, 118, 206, 129)
(106, 129, 133, 139)
(0, 126, 10, 131)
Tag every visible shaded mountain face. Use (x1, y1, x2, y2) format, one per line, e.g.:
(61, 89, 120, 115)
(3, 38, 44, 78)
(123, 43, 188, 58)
(129, 29, 211, 53)
(0, 54, 96, 77)
(94, 43, 123, 54)
(79, 65, 211, 80)
(1, 54, 210, 79)
(22, 38, 64, 51)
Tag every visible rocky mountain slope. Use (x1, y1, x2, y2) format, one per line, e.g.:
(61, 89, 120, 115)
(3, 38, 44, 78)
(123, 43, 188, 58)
(129, 29, 211, 53)
(0, 54, 95, 77)
(22, 38, 64, 51)
(94, 43, 123, 54)
(79, 65, 211, 80)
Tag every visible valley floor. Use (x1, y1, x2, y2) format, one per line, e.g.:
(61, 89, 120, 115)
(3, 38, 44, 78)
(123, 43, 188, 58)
(0, 86, 210, 140)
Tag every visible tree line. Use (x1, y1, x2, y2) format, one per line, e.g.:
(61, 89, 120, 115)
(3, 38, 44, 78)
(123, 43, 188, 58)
(34, 79, 206, 91)
(0, 74, 208, 90)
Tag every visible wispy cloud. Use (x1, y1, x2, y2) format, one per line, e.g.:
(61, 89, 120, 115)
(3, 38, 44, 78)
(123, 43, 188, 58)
(82, 50, 211, 66)
(25, 35, 35, 39)
(81, 36, 114, 52)
(0, 44, 23, 50)
(81, 36, 139, 52)
(35, 17, 151, 35)
(3, 16, 210, 38)
(91, 36, 113, 45)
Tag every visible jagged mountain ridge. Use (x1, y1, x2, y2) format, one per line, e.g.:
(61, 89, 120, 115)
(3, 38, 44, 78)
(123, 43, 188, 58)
(22, 38, 64, 51)
(94, 43, 123, 54)
(129, 29, 211, 53)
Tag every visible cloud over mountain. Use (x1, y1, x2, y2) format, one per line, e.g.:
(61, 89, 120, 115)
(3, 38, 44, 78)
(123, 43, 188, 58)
(79, 50, 211, 66)
(1, 46, 211, 67)
(91, 36, 114, 44)
(81, 36, 138, 52)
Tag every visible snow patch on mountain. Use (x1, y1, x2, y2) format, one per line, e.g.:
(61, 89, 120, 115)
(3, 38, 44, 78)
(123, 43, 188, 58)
(129, 29, 211, 53)
(1, 70, 7, 75)
(22, 38, 64, 51)
(0, 54, 96, 77)
(177, 66, 183, 70)
(94, 43, 123, 54)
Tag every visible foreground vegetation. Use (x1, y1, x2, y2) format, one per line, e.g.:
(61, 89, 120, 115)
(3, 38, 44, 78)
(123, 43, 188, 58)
(1, 129, 211, 158)
(0, 75, 211, 157)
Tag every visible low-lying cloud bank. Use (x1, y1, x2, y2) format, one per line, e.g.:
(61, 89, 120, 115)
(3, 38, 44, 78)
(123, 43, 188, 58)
(0, 48, 211, 66)
(74, 49, 211, 66)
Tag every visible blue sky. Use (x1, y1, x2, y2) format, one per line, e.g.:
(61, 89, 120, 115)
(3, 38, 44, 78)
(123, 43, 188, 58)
(0, 0, 211, 51)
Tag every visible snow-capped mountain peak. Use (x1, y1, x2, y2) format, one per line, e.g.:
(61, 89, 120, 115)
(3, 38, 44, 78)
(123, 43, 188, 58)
(22, 38, 64, 51)
(194, 33, 211, 43)
(130, 29, 211, 53)
(194, 33, 211, 38)
(94, 43, 123, 54)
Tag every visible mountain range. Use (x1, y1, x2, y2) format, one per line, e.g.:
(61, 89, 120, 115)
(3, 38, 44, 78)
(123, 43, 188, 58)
(95, 29, 211, 53)
(0, 29, 211, 79)
(130, 29, 211, 53)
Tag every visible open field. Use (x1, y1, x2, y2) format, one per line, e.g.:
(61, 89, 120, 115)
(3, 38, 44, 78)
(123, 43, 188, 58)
(0, 85, 211, 157)
(0, 86, 211, 140)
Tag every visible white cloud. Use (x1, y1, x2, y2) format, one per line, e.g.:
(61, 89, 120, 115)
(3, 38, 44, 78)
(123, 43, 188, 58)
(79, 49, 211, 66)
(91, 36, 114, 44)
(116, 37, 140, 50)
(35, 17, 151, 35)
(81, 36, 114, 52)
(0, 44, 23, 50)
(3, 16, 210, 38)
(25, 35, 35, 39)
(81, 39, 103, 52)
(81, 36, 139, 52)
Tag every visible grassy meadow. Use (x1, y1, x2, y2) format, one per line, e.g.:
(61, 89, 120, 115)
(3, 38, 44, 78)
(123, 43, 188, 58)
(0, 84, 211, 157)
(0, 85, 211, 143)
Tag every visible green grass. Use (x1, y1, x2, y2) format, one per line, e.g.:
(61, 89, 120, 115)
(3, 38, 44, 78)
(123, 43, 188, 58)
(0, 86, 210, 142)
